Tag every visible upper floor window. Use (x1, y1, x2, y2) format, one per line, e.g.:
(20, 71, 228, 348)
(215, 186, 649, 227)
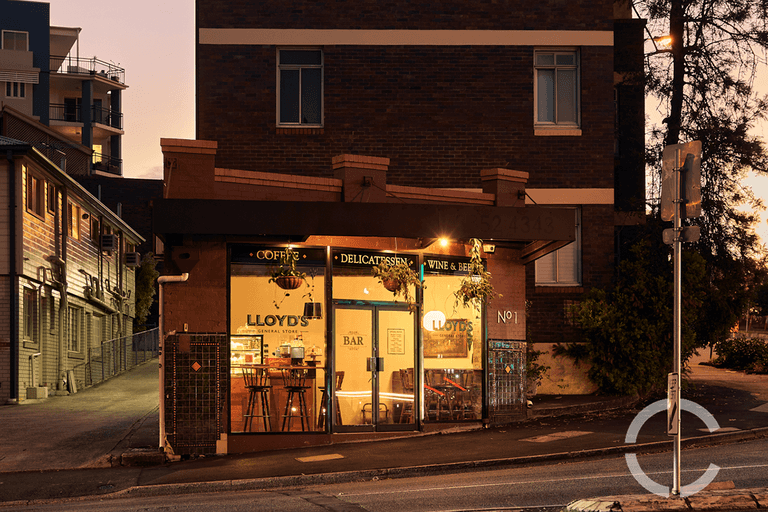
(26, 168, 45, 219)
(5, 82, 26, 98)
(535, 208, 581, 286)
(534, 50, 579, 128)
(2, 30, 28, 51)
(278, 49, 323, 126)
(68, 201, 81, 240)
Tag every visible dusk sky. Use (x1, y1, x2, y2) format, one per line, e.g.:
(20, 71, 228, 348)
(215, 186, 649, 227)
(50, 0, 195, 180)
(49, 0, 768, 244)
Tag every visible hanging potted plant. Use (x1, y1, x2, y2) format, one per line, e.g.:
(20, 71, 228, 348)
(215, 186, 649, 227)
(372, 260, 422, 308)
(269, 247, 307, 290)
(454, 238, 500, 308)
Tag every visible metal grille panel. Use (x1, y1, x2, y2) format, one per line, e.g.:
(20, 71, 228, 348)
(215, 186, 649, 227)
(488, 339, 526, 422)
(165, 333, 227, 456)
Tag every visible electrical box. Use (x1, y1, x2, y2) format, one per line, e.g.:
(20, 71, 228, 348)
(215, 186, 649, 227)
(125, 252, 141, 267)
(100, 233, 117, 252)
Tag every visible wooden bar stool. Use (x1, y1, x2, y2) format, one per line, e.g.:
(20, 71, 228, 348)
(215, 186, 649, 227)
(398, 368, 415, 423)
(242, 366, 271, 432)
(281, 368, 312, 431)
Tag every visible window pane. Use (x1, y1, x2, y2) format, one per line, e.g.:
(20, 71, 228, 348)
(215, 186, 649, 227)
(15, 32, 27, 50)
(536, 53, 554, 66)
(557, 242, 578, 283)
(280, 50, 321, 65)
(557, 69, 577, 124)
(537, 69, 554, 123)
(301, 68, 322, 124)
(556, 53, 576, 66)
(280, 69, 300, 123)
(535, 252, 557, 283)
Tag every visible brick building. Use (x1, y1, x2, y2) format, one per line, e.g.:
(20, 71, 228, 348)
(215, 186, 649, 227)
(153, 0, 645, 454)
(0, 137, 143, 404)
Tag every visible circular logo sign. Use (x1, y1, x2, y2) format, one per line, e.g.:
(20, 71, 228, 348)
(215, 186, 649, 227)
(624, 399, 721, 498)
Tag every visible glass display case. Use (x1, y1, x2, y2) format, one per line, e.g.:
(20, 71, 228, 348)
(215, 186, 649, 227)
(231, 335, 264, 374)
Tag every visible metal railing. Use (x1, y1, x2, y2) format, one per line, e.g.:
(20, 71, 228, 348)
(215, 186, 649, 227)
(50, 55, 125, 84)
(49, 104, 123, 129)
(84, 328, 159, 387)
(92, 152, 122, 176)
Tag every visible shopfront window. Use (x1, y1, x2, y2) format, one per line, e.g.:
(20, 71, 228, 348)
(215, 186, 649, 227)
(229, 246, 327, 433)
(422, 255, 484, 421)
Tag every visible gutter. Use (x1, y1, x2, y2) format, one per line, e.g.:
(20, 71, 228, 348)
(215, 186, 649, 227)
(6, 150, 18, 404)
(157, 273, 189, 451)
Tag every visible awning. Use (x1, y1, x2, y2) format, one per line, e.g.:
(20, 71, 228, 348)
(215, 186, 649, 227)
(153, 199, 575, 263)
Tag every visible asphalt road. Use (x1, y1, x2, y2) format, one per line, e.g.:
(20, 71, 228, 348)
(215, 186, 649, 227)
(4, 437, 767, 511)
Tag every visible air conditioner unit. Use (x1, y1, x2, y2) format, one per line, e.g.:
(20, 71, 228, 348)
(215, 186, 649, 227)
(100, 234, 117, 252)
(125, 252, 141, 267)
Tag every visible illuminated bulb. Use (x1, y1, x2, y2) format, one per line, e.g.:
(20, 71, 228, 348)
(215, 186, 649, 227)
(364, 288, 370, 294)
(439, 238, 449, 247)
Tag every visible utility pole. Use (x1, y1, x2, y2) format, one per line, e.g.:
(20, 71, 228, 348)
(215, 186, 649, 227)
(661, 140, 701, 496)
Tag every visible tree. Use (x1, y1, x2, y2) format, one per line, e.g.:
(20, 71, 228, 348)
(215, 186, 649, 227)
(134, 253, 160, 330)
(561, 221, 707, 397)
(638, 0, 768, 339)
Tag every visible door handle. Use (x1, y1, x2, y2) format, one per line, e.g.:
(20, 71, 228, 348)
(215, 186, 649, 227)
(366, 357, 384, 372)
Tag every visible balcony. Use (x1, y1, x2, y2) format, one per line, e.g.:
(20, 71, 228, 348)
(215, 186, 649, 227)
(50, 55, 125, 85)
(92, 152, 122, 176)
(50, 104, 123, 130)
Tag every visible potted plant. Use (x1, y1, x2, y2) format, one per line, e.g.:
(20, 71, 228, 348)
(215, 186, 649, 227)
(269, 247, 306, 290)
(454, 238, 500, 308)
(372, 260, 422, 307)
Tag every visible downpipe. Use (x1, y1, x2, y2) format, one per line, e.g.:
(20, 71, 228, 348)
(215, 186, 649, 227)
(157, 273, 189, 452)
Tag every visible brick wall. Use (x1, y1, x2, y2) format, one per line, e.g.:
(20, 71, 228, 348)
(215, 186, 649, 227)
(197, 0, 613, 31)
(162, 238, 227, 334)
(197, 45, 615, 189)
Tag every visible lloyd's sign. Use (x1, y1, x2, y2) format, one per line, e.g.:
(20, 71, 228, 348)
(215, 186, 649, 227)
(246, 314, 310, 334)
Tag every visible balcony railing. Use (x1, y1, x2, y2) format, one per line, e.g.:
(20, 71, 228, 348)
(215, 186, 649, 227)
(92, 105, 123, 129)
(92, 152, 122, 176)
(49, 104, 123, 130)
(50, 55, 125, 84)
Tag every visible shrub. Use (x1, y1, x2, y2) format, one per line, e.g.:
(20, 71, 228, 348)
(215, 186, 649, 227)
(712, 336, 768, 373)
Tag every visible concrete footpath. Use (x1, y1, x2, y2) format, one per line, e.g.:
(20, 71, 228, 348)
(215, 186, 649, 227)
(0, 360, 767, 510)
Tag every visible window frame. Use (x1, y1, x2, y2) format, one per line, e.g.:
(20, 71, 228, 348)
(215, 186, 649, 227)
(25, 167, 45, 219)
(5, 81, 26, 98)
(2, 30, 29, 51)
(534, 208, 582, 287)
(46, 182, 56, 214)
(67, 305, 83, 354)
(23, 286, 40, 347)
(276, 48, 324, 127)
(534, 49, 580, 132)
(68, 201, 81, 240)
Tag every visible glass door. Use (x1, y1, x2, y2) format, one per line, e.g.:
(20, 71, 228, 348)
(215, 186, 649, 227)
(333, 303, 417, 432)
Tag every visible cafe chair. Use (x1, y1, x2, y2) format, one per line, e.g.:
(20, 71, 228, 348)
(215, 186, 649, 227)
(281, 368, 312, 431)
(425, 369, 452, 420)
(446, 370, 476, 420)
(317, 371, 344, 430)
(242, 366, 272, 432)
